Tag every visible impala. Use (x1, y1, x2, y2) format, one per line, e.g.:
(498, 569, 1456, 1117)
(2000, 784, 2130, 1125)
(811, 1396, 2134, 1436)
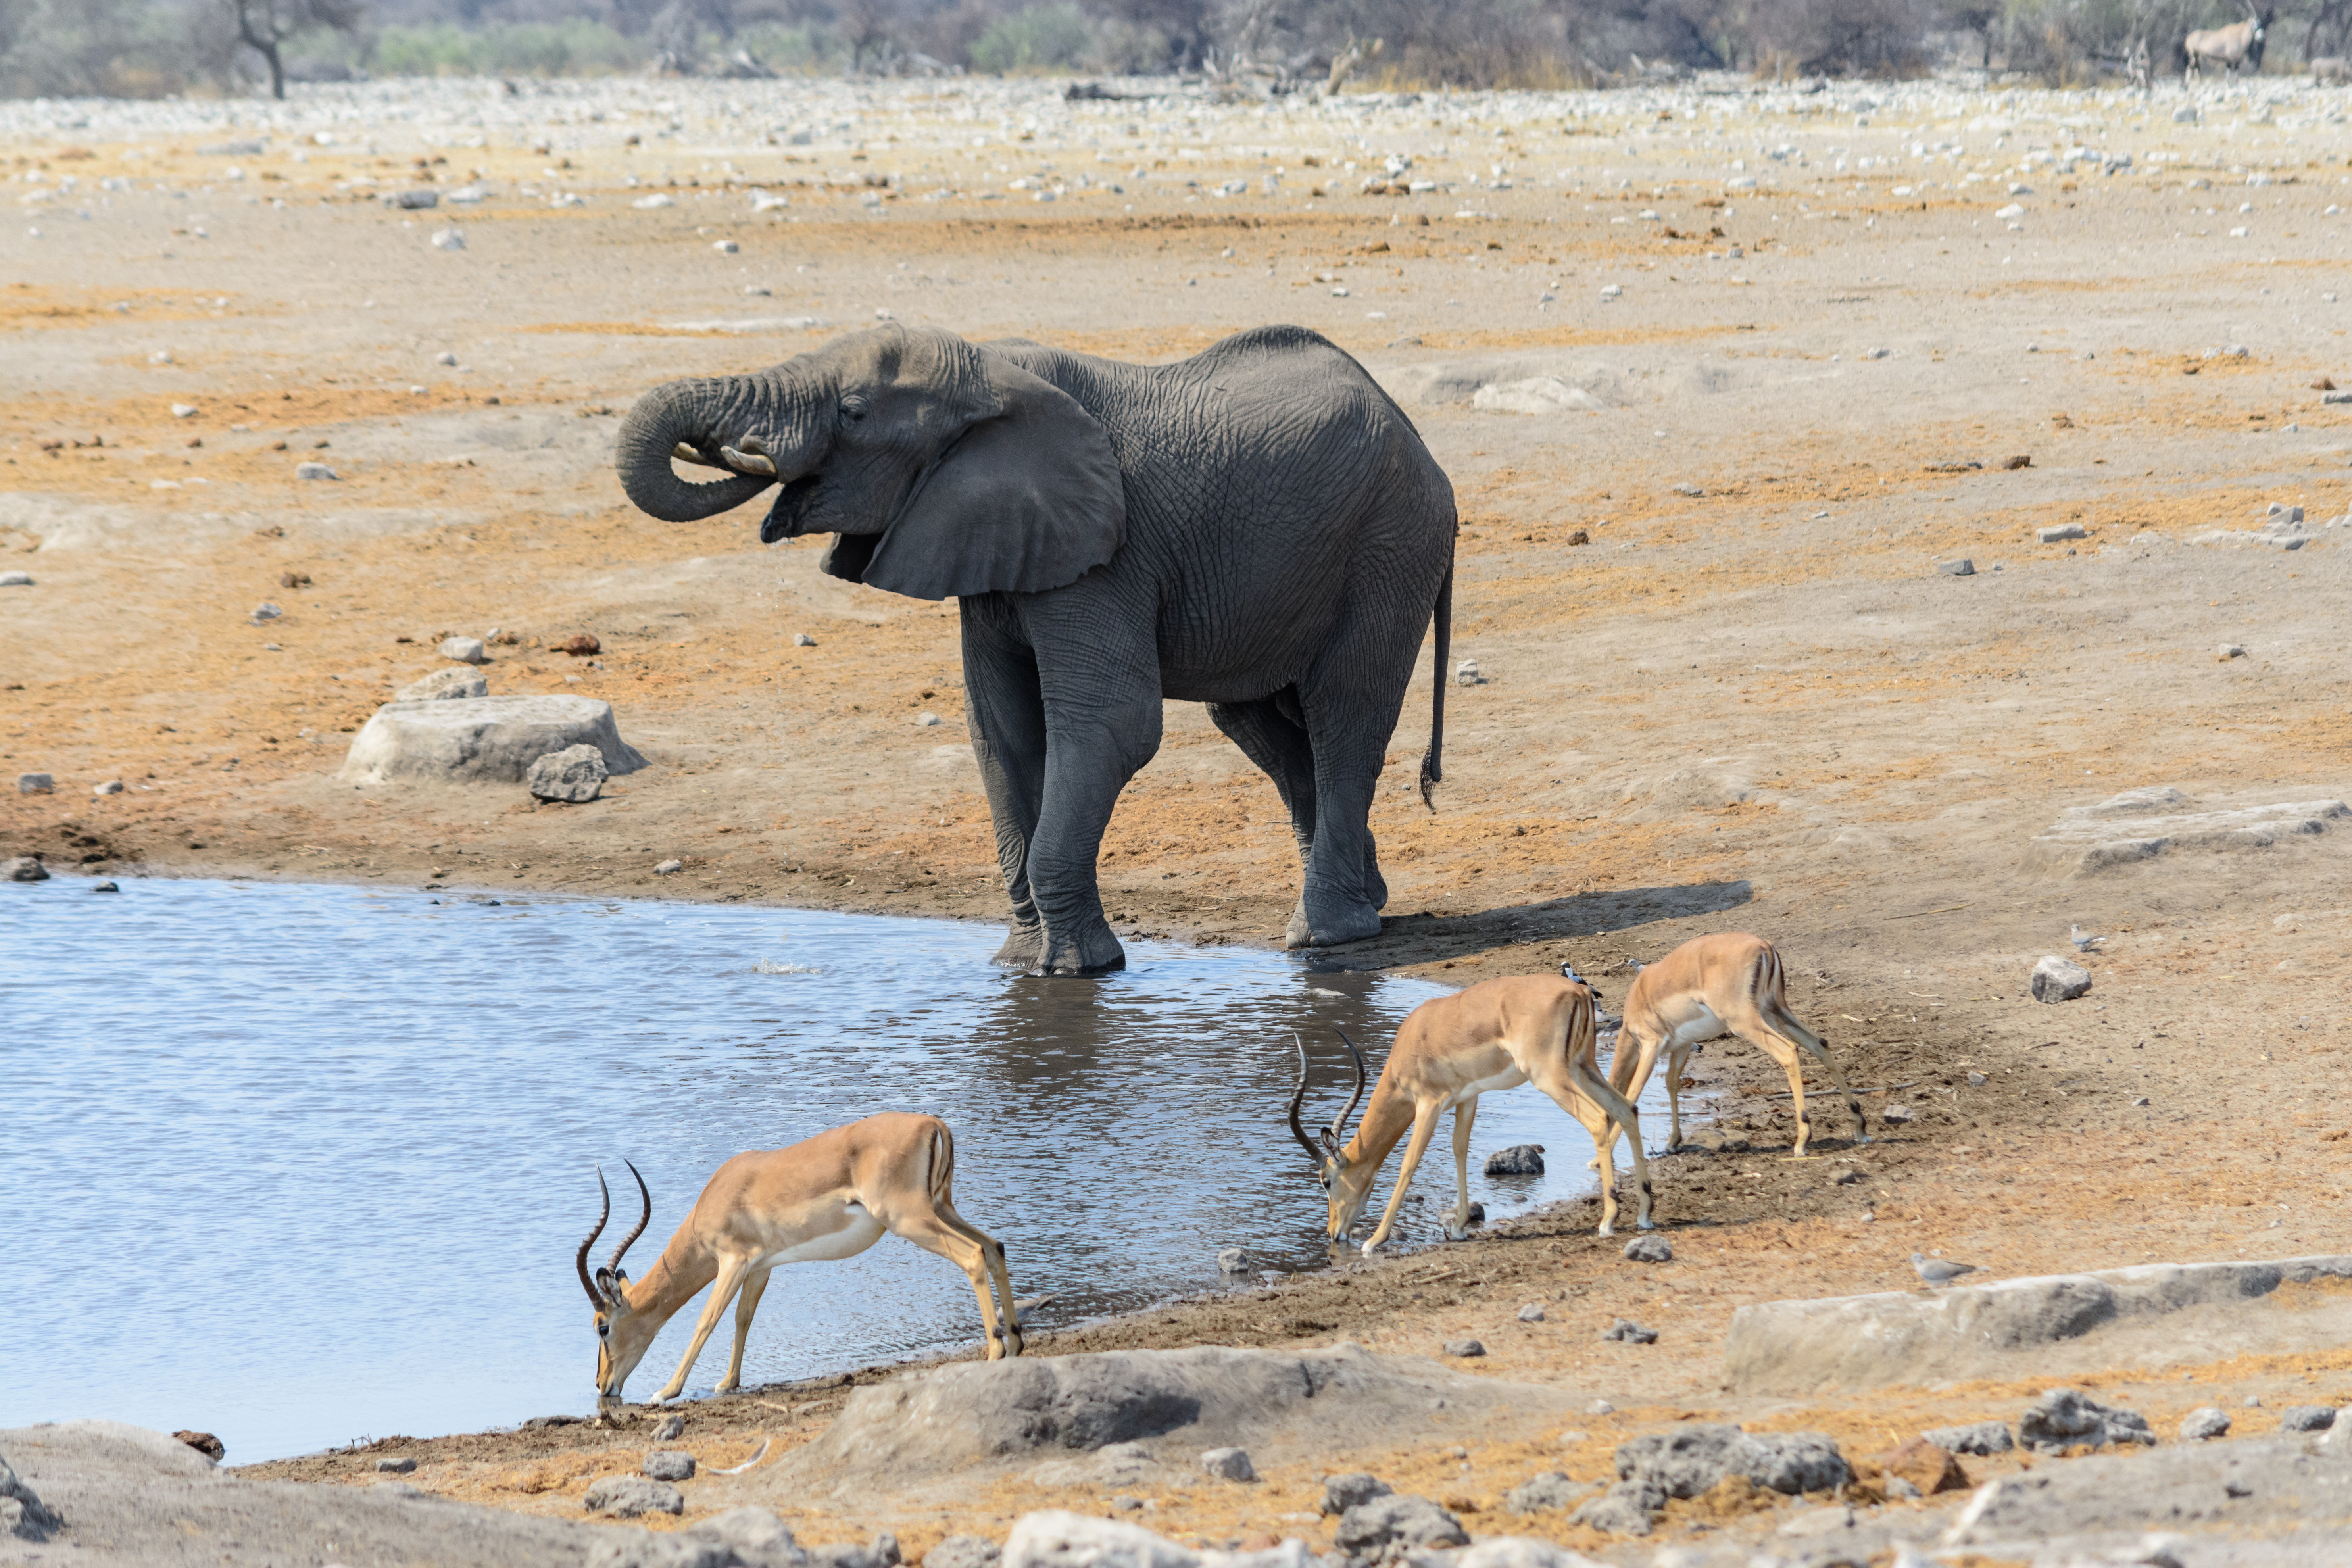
(577, 1112, 1020, 1409)
(1289, 973, 1656, 1253)
(1599, 932, 1866, 1161)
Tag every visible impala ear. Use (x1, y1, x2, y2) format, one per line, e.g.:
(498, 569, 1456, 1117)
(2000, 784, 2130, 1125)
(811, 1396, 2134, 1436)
(860, 350, 1126, 601)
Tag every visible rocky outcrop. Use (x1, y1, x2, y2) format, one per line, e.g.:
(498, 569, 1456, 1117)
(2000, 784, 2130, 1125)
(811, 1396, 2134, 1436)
(338, 696, 647, 787)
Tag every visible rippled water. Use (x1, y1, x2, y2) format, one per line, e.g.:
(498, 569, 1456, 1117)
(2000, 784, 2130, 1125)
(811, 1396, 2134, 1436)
(1, 875, 1674, 1462)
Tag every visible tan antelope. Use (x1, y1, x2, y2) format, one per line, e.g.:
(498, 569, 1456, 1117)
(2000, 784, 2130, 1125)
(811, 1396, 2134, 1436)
(1288, 974, 1656, 1254)
(1597, 932, 1866, 1162)
(2184, 2, 2273, 81)
(576, 1113, 1020, 1409)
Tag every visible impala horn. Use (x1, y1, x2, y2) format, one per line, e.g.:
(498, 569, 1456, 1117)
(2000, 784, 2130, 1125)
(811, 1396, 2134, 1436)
(1288, 1033, 1328, 1168)
(592, 1161, 653, 1300)
(577, 1165, 612, 1307)
(1326, 1027, 1369, 1156)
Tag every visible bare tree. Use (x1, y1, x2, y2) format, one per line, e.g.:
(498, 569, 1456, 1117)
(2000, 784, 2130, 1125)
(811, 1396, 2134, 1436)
(227, 0, 365, 98)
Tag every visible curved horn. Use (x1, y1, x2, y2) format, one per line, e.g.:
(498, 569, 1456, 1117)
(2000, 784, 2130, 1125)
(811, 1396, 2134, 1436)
(608, 1159, 652, 1277)
(1329, 1027, 1369, 1143)
(1288, 1032, 1328, 1166)
(576, 1165, 611, 1306)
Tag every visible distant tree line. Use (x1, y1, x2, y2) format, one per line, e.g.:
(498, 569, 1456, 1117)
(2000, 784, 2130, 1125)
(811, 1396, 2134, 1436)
(2, 0, 2348, 98)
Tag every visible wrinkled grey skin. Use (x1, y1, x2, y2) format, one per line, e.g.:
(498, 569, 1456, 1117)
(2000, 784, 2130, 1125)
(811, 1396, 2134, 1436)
(616, 323, 1456, 975)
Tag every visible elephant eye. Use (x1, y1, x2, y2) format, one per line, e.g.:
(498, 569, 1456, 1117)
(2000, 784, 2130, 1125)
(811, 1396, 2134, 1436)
(839, 396, 867, 423)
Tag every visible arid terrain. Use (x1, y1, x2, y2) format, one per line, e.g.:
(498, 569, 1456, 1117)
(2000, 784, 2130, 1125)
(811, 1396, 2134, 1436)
(5, 67, 2352, 1563)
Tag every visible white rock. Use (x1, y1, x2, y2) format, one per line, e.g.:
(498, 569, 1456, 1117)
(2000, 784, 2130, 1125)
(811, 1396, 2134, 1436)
(1599, 283, 1622, 300)
(1995, 203, 2025, 220)
(250, 602, 282, 623)
(529, 744, 610, 802)
(439, 636, 489, 665)
(2037, 524, 2088, 542)
(93, 780, 123, 796)
(793, 632, 817, 647)
(1863, 347, 1890, 359)
(338, 695, 649, 787)
(1471, 377, 1606, 415)
(0, 571, 31, 587)
(296, 462, 338, 480)
(655, 858, 682, 874)
(2218, 644, 2246, 660)
(396, 667, 488, 701)
(714, 238, 738, 253)
(1937, 559, 1975, 576)
(171, 403, 196, 419)
(916, 711, 942, 727)
(1200, 1447, 1256, 1482)
(430, 228, 466, 250)
(434, 350, 459, 366)
(634, 193, 675, 209)
(1456, 659, 1483, 686)
(2031, 954, 2092, 1003)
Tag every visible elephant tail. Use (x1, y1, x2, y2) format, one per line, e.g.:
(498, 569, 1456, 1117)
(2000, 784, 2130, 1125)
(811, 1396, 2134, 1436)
(1418, 562, 1451, 811)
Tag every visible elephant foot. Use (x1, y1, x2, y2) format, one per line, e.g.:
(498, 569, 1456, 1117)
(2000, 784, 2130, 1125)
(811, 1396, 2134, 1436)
(1036, 918, 1126, 976)
(991, 919, 1047, 968)
(1285, 898, 1383, 950)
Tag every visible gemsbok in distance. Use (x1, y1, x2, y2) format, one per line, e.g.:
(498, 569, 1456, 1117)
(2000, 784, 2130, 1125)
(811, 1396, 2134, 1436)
(2184, 2, 2273, 81)
(576, 1112, 1020, 1409)
(1597, 932, 1867, 1162)
(1289, 973, 1656, 1254)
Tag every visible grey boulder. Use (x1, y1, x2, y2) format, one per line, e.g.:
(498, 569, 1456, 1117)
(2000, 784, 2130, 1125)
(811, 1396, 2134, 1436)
(643, 1449, 696, 1481)
(1, 1451, 60, 1541)
(1565, 1482, 1661, 1537)
(1922, 1420, 2016, 1456)
(1333, 1493, 1468, 1556)
(584, 1474, 684, 1517)
(2017, 1387, 2155, 1451)
(396, 666, 489, 702)
(1002, 1510, 1313, 1568)
(529, 744, 610, 803)
(1503, 1470, 1594, 1513)
(1614, 1423, 1850, 1499)
(15, 772, 52, 794)
(2179, 1407, 2232, 1441)
(2031, 955, 2093, 1003)
(1621, 1236, 1673, 1263)
(2, 857, 50, 883)
(2279, 1405, 2337, 1432)
(927, 1538, 1002, 1568)
(339, 696, 648, 787)
(1199, 1447, 1255, 1482)
(1601, 1318, 1657, 1343)
(589, 1507, 811, 1568)
(1319, 1472, 1391, 1515)
(440, 635, 489, 664)
(1483, 1143, 1545, 1176)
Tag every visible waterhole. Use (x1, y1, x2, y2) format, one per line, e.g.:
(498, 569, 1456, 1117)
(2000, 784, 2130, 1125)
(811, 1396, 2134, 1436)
(3, 875, 1676, 1460)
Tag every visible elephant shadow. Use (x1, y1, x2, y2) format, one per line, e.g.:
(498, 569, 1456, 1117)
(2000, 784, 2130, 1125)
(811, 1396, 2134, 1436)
(1327, 878, 1756, 970)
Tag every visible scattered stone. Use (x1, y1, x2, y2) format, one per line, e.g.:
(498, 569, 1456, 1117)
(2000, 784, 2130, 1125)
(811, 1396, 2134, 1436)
(1670, 482, 1704, 496)
(655, 1413, 686, 1442)
(1504, 1471, 1594, 1513)
(2326, 390, 2352, 406)
(655, 859, 683, 874)
(1920, 1420, 2015, 1456)
(91, 880, 118, 892)
(171, 403, 197, 418)
(584, 1474, 685, 1517)
(644, 1449, 697, 1481)
(17, 773, 53, 794)
(1564, 528, 1590, 546)
(1216, 1248, 1252, 1274)
(386, 188, 439, 209)
(2179, 1407, 2231, 1441)
(1483, 1143, 1545, 1176)
(430, 228, 466, 250)
(2279, 1405, 2337, 1432)
(172, 1430, 225, 1462)
(1566, 1482, 1658, 1536)
(439, 635, 489, 665)
(339, 695, 648, 787)
(794, 632, 817, 646)
(1518, 1303, 1546, 1322)
(2018, 1387, 2155, 1452)
(1585, 1399, 1616, 1415)
(3, 857, 50, 883)
(1320, 1474, 1391, 1516)
(528, 744, 610, 803)
(295, 462, 338, 480)
(397, 667, 489, 702)
(557, 633, 601, 657)
(2218, 644, 2247, 661)
(0, 571, 30, 587)
(1456, 659, 1483, 686)
(250, 601, 283, 624)
(1334, 1493, 1469, 1556)
(1831, 1168, 1864, 1185)
(1872, 1437, 1968, 1495)
(1601, 1319, 1657, 1344)
(2003, 454, 2033, 469)
(1443, 1339, 1486, 1358)
(916, 711, 942, 727)
(2173, 104, 2200, 122)
(1622, 1236, 1672, 1264)
(926, 1537, 1001, 1568)
(2032, 787, 2351, 872)
(375, 1455, 416, 1473)
(2037, 523, 2088, 542)
(1200, 1447, 1255, 1482)
(1937, 558, 1976, 576)
(0, 1451, 61, 1541)
(522, 1414, 583, 1429)
(2031, 955, 2093, 1003)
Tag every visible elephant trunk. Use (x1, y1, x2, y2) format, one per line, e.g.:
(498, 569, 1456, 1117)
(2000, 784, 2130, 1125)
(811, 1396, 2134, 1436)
(615, 373, 828, 523)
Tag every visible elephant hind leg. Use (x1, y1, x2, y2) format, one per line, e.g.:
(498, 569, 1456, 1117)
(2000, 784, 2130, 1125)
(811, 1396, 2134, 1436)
(1208, 695, 1322, 946)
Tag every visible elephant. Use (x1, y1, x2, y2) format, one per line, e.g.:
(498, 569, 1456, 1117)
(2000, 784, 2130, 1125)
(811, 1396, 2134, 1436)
(615, 323, 1457, 975)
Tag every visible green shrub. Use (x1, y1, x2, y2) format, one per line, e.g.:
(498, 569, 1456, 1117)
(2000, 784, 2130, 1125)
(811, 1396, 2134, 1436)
(968, 3, 1092, 73)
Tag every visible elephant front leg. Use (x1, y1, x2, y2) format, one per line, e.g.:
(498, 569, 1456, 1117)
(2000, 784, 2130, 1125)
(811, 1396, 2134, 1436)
(962, 611, 1048, 968)
(1026, 702, 1163, 976)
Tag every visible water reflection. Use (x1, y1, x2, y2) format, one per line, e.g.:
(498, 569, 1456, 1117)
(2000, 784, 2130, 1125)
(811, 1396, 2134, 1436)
(0, 876, 1676, 1463)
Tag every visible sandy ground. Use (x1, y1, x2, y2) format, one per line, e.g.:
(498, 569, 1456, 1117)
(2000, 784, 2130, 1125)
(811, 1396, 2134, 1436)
(6, 68, 2352, 1560)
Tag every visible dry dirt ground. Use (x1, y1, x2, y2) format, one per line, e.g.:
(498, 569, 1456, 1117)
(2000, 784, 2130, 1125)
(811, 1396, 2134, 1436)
(6, 70, 2352, 1560)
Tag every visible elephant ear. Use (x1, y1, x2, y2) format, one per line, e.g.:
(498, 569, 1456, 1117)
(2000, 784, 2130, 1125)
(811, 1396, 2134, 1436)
(859, 352, 1126, 601)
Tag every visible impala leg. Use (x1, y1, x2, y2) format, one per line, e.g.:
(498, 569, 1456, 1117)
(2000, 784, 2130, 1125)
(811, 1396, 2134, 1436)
(1555, 1053, 1655, 1234)
(1594, 1024, 1654, 1172)
(1361, 1107, 1444, 1256)
(719, 1265, 774, 1393)
(1666, 1040, 1695, 1150)
(1771, 1004, 1868, 1146)
(903, 1206, 1021, 1360)
(1447, 1095, 1479, 1241)
(656, 1255, 754, 1403)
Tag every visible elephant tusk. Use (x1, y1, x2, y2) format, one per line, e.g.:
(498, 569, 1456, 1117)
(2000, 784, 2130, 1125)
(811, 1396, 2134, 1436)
(721, 446, 777, 477)
(671, 442, 726, 469)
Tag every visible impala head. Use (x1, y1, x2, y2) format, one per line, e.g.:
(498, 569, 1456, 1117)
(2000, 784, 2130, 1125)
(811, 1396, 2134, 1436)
(577, 1161, 655, 1408)
(1289, 1029, 1376, 1242)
